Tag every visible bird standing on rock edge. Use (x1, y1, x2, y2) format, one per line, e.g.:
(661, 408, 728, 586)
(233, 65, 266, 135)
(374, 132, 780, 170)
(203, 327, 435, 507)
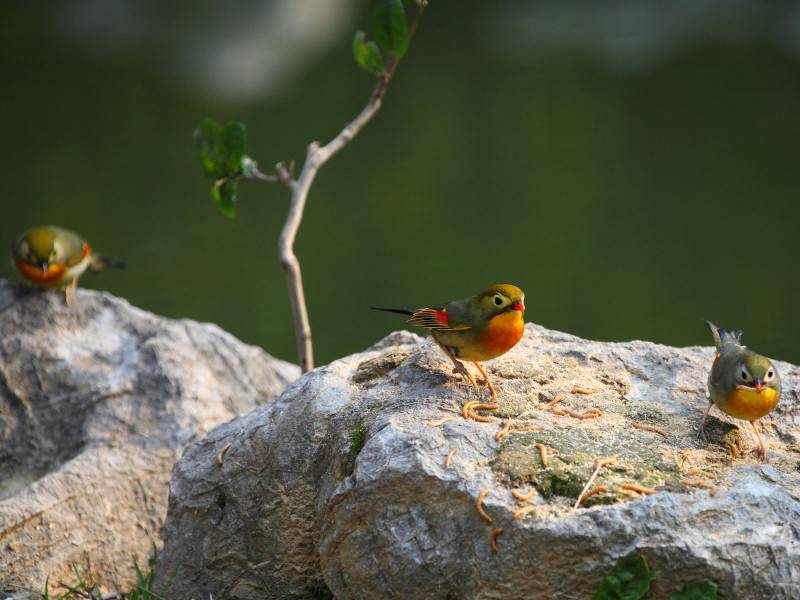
(700, 320, 781, 461)
(372, 284, 526, 401)
(12, 225, 125, 305)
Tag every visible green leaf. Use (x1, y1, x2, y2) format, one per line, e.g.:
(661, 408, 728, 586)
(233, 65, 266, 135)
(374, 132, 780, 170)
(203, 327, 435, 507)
(352, 30, 385, 75)
(212, 179, 238, 218)
(668, 581, 718, 600)
(372, 0, 409, 58)
(593, 553, 653, 600)
(193, 118, 226, 178)
(221, 121, 246, 174)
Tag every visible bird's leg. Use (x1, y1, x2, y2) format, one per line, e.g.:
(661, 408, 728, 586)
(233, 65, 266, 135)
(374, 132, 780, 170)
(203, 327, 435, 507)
(64, 279, 77, 306)
(697, 401, 712, 441)
(436, 343, 480, 397)
(750, 421, 767, 462)
(472, 361, 497, 402)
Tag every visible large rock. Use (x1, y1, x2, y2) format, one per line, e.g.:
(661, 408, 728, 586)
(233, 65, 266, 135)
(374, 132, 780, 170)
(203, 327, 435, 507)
(155, 324, 800, 599)
(0, 281, 299, 594)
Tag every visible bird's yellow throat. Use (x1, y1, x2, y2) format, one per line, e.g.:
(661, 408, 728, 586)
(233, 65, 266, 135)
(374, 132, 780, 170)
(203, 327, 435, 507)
(724, 386, 779, 421)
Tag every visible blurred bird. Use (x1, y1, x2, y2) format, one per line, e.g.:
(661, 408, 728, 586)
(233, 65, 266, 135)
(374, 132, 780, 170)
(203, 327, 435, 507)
(372, 284, 526, 400)
(12, 225, 125, 305)
(700, 320, 781, 461)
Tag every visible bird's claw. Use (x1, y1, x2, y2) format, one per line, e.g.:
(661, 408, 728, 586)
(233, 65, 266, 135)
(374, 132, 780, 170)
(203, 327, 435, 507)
(696, 427, 707, 442)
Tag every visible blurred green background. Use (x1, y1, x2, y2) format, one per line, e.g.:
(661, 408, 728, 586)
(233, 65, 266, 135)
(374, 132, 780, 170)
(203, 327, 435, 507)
(3, 0, 799, 366)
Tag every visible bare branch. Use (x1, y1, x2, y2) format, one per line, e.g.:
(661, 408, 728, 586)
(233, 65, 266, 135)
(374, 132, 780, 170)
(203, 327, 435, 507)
(277, 1, 428, 372)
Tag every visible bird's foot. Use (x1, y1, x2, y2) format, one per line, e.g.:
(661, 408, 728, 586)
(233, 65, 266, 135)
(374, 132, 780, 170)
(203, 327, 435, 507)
(751, 446, 768, 463)
(451, 363, 480, 396)
(696, 427, 707, 442)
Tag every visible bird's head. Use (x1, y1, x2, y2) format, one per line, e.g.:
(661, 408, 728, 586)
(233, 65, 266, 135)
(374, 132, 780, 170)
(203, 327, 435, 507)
(12, 227, 69, 282)
(735, 353, 779, 394)
(477, 284, 525, 318)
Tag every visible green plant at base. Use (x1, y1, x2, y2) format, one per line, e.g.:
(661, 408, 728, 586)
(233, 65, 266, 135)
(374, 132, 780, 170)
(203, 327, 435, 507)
(668, 580, 718, 600)
(593, 553, 653, 600)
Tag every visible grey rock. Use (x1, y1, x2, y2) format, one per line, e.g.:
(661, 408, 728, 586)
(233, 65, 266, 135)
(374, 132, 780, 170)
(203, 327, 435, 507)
(0, 281, 298, 594)
(156, 324, 800, 600)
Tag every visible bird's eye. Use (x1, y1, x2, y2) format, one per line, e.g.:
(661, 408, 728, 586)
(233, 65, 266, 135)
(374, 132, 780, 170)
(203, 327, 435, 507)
(766, 369, 774, 381)
(740, 368, 752, 382)
(493, 295, 503, 306)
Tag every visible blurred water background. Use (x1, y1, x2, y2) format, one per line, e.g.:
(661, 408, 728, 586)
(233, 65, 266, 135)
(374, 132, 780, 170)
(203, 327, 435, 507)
(2, 0, 799, 365)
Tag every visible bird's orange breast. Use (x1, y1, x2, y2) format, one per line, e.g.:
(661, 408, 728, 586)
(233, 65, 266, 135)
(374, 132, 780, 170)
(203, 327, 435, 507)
(479, 311, 524, 356)
(720, 387, 779, 421)
(16, 261, 66, 285)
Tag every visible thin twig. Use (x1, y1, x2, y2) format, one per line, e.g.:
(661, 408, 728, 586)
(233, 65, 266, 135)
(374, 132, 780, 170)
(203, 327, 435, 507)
(574, 455, 618, 509)
(272, 2, 428, 372)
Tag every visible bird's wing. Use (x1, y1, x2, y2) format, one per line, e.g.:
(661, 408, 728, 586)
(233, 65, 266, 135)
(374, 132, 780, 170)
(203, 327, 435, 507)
(408, 306, 472, 331)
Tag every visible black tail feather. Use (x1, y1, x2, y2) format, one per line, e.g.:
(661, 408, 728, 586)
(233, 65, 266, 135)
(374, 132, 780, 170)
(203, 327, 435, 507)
(370, 306, 415, 316)
(89, 255, 127, 272)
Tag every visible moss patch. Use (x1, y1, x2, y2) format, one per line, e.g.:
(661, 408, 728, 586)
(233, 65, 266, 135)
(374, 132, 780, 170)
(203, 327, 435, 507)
(352, 350, 411, 385)
(491, 427, 681, 506)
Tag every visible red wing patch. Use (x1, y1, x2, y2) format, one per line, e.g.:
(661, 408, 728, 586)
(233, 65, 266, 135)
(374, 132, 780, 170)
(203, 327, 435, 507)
(408, 308, 449, 329)
(408, 307, 471, 331)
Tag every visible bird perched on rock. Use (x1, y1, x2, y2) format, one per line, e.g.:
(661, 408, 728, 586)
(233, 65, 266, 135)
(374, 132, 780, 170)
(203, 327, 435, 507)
(12, 225, 125, 305)
(700, 320, 781, 461)
(372, 284, 526, 400)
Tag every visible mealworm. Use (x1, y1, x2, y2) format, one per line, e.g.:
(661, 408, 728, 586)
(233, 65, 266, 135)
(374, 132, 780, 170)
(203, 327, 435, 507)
(495, 420, 512, 442)
(579, 485, 608, 503)
(476, 489, 493, 524)
(676, 386, 700, 393)
(467, 411, 497, 423)
(427, 416, 457, 428)
(511, 488, 537, 502)
(574, 455, 618, 509)
(571, 388, 595, 395)
(681, 479, 717, 496)
(216, 443, 232, 466)
(511, 424, 544, 433)
(490, 527, 503, 552)
(445, 448, 457, 469)
(553, 407, 602, 420)
(546, 394, 565, 407)
(685, 469, 708, 477)
(513, 504, 538, 520)
(632, 423, 669, 438)
(462, 400, 479, 419)
(620, 483, 657, 495)
(620, 488, 641, 498)
(472, 403, 499, 411)
(535, 443, 549, 467)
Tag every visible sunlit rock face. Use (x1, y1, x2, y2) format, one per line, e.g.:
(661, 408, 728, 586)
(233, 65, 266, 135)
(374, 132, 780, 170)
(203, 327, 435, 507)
(0, 280, 299, 595)
(156, 324, 800, 599)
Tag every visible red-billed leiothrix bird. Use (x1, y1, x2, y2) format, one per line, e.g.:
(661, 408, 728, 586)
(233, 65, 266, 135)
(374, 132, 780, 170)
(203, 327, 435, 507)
(372, 284, 526, 400)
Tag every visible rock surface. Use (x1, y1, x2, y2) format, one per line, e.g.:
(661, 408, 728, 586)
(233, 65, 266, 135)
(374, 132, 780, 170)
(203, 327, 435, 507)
(0, 281, 299, 594)
(156, 323, 800, 599)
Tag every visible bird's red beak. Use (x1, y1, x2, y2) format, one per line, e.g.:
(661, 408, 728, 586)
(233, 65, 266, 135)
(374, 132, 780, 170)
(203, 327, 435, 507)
(754, 381, 764, 394)
(512, 301, 525, 311)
